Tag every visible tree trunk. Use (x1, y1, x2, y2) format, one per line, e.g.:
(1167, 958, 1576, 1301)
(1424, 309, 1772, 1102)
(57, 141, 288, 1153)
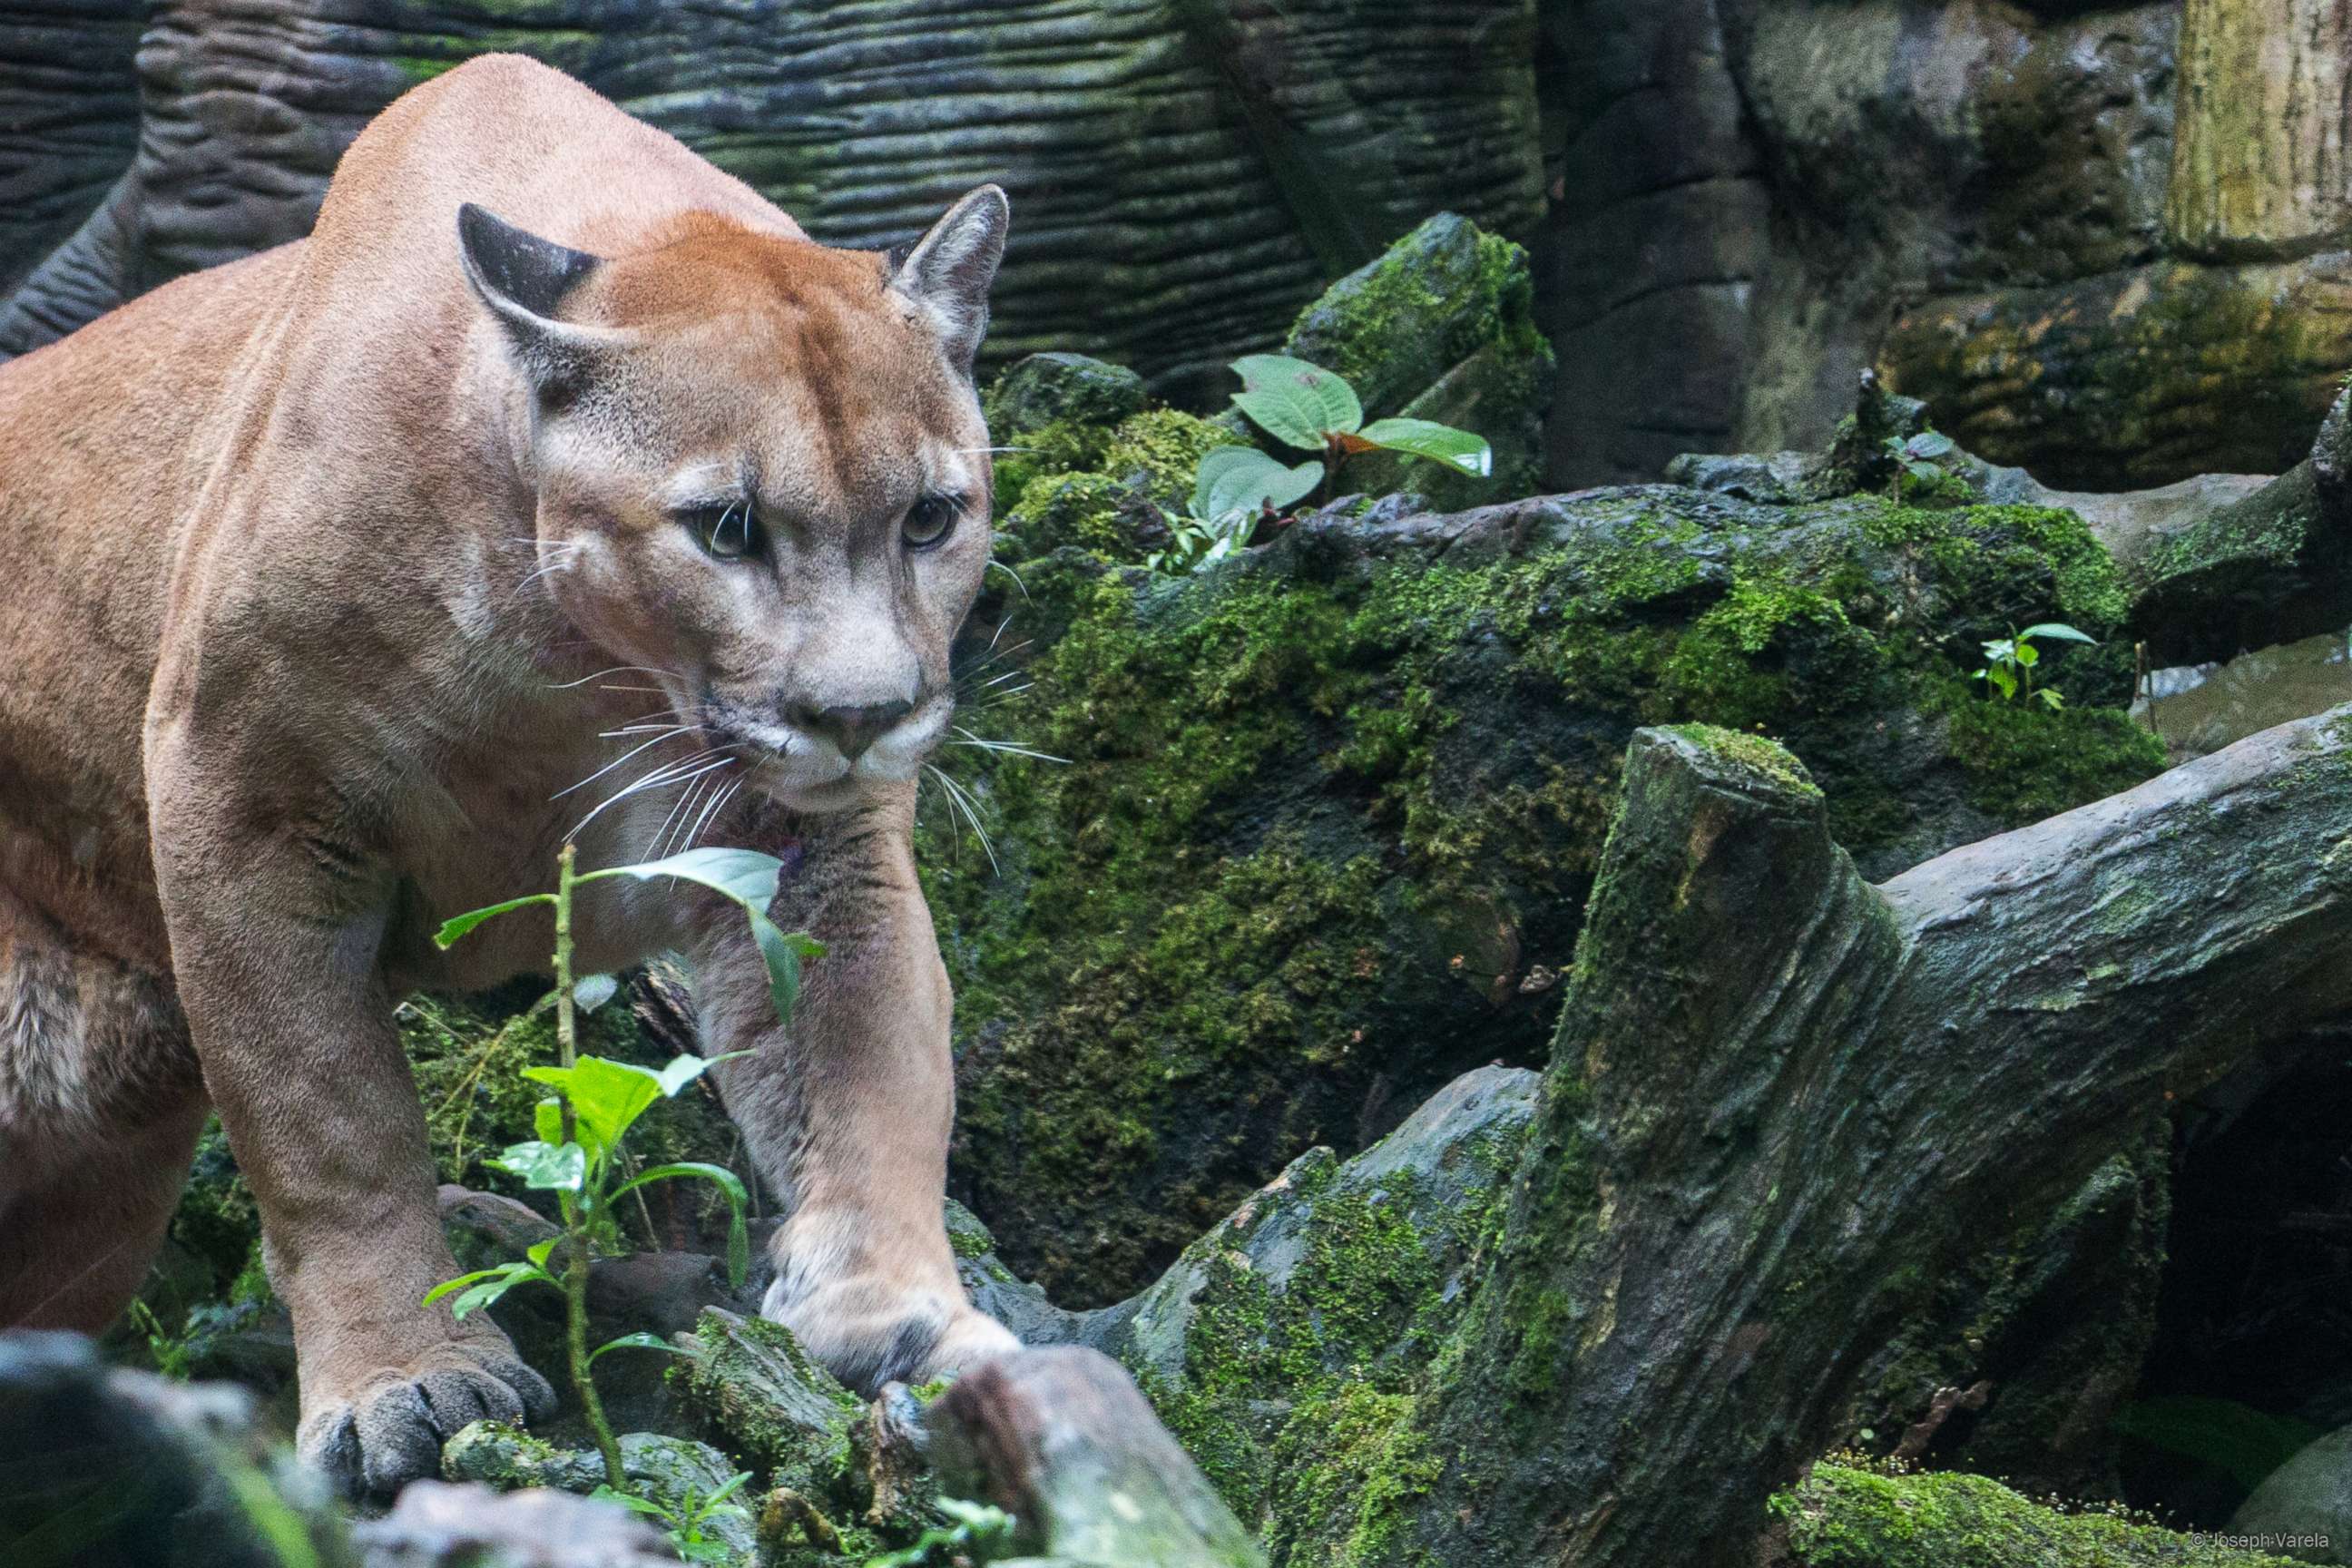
(928, 1346, 1266, 1568)
(1395, 708, 2352, 1566)
(2167, 0, 2352, 260)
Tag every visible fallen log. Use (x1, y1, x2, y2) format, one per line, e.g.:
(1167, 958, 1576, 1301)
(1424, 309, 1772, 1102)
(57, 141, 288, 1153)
(928, 1347, 1265, 1568)
(1387, 706, 2352, 1567)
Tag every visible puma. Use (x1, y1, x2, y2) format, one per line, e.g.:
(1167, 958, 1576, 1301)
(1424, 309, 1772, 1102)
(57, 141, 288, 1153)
(0, 54, 1021, 1494)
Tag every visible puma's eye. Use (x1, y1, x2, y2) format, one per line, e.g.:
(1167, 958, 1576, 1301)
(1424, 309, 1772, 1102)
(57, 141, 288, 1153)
(683, 501, 761, 561)
(903, 493, 963, 552)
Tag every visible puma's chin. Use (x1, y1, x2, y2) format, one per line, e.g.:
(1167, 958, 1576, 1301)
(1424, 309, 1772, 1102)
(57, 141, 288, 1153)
(748, 756, 919, 815)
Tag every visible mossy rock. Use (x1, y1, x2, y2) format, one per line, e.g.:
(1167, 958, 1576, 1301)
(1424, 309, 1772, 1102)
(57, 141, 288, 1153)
(1078, 1065, 1534, 1535)
(929, 486, 2164, 1306)
(1773, 1462, 2308, 1567)
(444, 1422, 758, 1564)
(985, 352, 1148, 441)
(1283, 211, 1555, 509)
(677, 1309, 862, 1495)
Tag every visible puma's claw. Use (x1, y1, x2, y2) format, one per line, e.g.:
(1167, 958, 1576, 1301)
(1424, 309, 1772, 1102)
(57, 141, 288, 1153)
(298, 1343, 556, 1497)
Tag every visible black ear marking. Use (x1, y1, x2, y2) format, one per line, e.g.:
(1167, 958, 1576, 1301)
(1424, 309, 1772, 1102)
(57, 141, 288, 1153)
(457, 203, 601, 319)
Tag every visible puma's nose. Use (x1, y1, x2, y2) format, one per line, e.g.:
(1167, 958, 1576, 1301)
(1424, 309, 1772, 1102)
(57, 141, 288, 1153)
(789, 698, 914, 758)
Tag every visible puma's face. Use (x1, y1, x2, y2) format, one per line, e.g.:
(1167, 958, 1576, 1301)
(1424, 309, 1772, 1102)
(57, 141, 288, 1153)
(459, 191, 1009, 813)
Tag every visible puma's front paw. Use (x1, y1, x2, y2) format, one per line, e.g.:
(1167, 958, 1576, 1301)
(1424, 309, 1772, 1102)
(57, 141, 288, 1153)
(764, 1275, 1018, 1396)
(297, 1339, 557, 1497)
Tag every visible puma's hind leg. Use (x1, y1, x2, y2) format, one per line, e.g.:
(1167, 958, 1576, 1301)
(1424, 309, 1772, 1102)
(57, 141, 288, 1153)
(0, 890, 209, 1335)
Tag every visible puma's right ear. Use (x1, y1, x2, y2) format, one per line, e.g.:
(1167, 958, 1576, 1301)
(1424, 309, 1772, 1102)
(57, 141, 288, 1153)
(889, 185, 1011, 371)
(456, 203, 612, 393)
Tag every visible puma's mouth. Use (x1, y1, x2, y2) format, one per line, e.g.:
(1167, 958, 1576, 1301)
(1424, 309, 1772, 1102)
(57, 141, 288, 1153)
(702, 700, 949, 811)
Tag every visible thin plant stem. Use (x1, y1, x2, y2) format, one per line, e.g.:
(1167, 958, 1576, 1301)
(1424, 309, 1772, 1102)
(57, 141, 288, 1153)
(553, 843, 626, 1491)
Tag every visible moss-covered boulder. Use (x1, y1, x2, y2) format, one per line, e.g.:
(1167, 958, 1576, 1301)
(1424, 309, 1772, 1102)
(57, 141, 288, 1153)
(933, 483, 2164, 1303)
(1772, 1462, 2307, 1567)
(1283, 212, 1554, 509)
(1078, 1065, 1534, 1553)
(443, 1422, 758, 1564)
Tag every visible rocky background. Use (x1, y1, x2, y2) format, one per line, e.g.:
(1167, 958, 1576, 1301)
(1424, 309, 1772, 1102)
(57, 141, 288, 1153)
(12, 3, 2352, 1567)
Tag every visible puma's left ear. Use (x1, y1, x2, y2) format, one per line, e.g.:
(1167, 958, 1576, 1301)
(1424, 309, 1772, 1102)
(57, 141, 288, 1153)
(889, 185, 1010, 370)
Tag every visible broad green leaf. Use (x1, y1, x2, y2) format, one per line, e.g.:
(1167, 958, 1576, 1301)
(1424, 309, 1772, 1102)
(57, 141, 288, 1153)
(2038, 689, 2066, 710)
(613, 1161, 752, 1287)
(2019, 622, 2097, 644)
(488, 1139, 587, 1193)
(676, 1542, 734, 1565)
(573, 973, 619, 1014)
(433, 894, 554, 950)
(2014, 641, 2040, 668)
(589, 1485, 670, 1518)
(1906, 431, 1956, 458)
(523, 1058, 665, 1156)
(534, 1097, 562, 1143)
(1985, 666, 2018, 700)
(576, 848, 824, 1028)
(1192, 446, 1323, 524)
(1230, 354, 1362, 447)
(1905, 460, 1942, 482)
(589, 1331, 684, 1367)
(527, 1238, 558, 1270)
(1357, 417, 1494, 477)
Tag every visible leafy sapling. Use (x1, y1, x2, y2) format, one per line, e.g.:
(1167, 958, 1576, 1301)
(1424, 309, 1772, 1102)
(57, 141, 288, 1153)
(1882, 430, 1955, 489)
(867, 1498, 1018, 1567)
(594, 1468, 756, 1564)
(1154, 353, 1492, 573)
(425, 844, 821, 1497)
(1973, 622, 2096, 710)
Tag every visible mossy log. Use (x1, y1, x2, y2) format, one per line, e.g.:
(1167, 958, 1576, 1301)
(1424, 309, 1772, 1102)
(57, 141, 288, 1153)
(1384, 706, 2352, 1567)
(928, 1346, 1265, 1568)
(2167, 0, 2352, 262)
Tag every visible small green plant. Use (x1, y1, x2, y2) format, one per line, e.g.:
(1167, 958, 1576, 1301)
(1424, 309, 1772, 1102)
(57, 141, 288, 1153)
(1152, 353, 1492, 573)
(1882, 429, 1956, 488)
(866, 1498, 1018, 1567)
(426, 843, 820, 1498)
(1973, 622, 2096, 710)
(594, 1468, 755, 1564)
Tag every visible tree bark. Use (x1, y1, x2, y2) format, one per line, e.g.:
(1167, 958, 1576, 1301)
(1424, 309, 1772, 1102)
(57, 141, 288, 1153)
(2167, 0, 2352, 260)
(1396, 708, 2352, 1567)
(928, 1346, 1265, 1568)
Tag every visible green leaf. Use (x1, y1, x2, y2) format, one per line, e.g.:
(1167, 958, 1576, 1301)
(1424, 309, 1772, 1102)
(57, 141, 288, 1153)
(1358, 417, 1494, 477)
(652, 1054, 717, 1098)
(534, 1098, 563, 1143)
(1905, 460, 1942, 482)
(1985, 666, 2018, 701)
(573, 973, 620, 1014)
(1906, 431, 1956, 458)
(589, 1331, 684, 1367)
(488, 1139, 587, 1193)
(613, 1161, 752, 1288)
(1191, 446, 1323, 524)
(590, 1485, 669, 1519)
(523, 1058, 666, 1157)
(576, 848, 823, 1029)
(1230, 354, 1362, 447)
(432, 894, 554, 950)
(527, 1238, 558, 1270)
(2038, 688, 2066, 710)
(2019, 622, 2097, 645)
(425, 1260, 555, 1321)
(2014, 641, 2040, 668)
(423, 1267, 516, 1309)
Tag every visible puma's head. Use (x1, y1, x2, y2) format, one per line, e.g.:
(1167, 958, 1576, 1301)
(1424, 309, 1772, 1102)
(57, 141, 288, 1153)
(457, 188, 1009, 813)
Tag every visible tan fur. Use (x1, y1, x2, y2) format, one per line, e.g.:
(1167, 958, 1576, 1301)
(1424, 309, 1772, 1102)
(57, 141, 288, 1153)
(0, 54, 1016, 1494)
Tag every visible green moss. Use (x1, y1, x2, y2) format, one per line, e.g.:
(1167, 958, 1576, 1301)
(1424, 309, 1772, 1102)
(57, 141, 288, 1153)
(996, 472, 1131, 562)
(1774, 1463, 2305, 1567)
(1939, 684, 2170, 823)
(1263, 1386, 1443, 1568)
(1099, 409, 1233, 503)
(936, 488, 2162, 1308)
(1664, 724, 1824, 799)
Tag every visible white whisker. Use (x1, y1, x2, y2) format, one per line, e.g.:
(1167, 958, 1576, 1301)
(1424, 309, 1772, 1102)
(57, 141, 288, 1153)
(548, 664, 683, 691)
(568, 753, 730, 841)
(552, 728, 694, 800)
(948, 727, 1065, 763)
(687, 777, 742, 853)
(925, 763, 999, 873)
